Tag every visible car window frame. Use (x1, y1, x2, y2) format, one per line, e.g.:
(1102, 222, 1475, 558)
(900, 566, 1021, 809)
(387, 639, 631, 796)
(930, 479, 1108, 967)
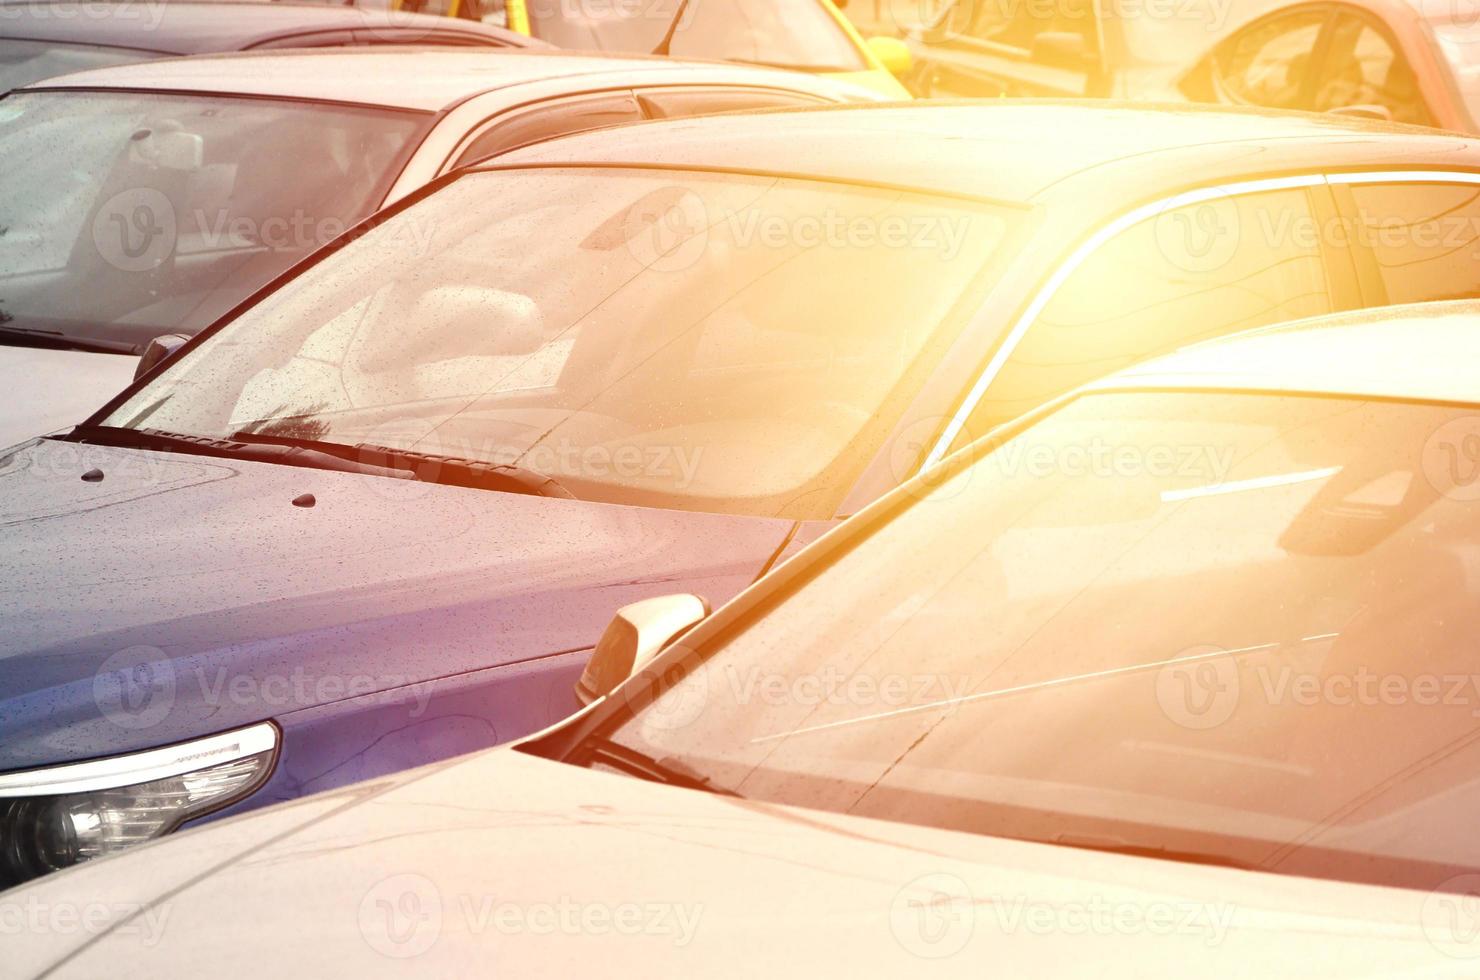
(916, 0, 1110, 98)
(436, 88, 643, 173)
(1328, 171, 1480, 306)
(1200, 2, 1341, 112)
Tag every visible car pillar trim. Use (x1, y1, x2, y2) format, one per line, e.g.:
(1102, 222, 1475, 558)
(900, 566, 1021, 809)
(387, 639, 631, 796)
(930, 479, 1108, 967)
(922, 170, 1427, 472)
(1325, 170, 1480, 186)
(0, 722, 279, 798)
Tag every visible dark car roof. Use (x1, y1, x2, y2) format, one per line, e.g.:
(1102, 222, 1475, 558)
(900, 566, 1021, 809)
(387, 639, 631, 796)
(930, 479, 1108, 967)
(0, 0, 538, 53)
(494, 100, 1480, 206)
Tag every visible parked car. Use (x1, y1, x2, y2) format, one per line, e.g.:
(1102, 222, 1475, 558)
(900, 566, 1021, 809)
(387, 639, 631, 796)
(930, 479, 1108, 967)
(10, 302, 1480, 976)
(331, 0, 916, 97)
(0, 0, 544, 92)
(4, 101, 1480, 888)
(1179, 0, 1480, 133)
(899, 0, 1287, 99)
(0, 47, 882, 448)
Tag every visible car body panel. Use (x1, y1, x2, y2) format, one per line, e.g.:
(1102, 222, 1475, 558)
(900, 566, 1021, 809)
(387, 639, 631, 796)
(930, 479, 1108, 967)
(0, 0, 539, 55)
(0, 439, 792, 773)
(0, 347, 136, 450)
(1, 749, 1459, 976)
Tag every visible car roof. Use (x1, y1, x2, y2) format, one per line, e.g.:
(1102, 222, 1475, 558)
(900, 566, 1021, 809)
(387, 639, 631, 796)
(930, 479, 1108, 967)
(493, 100, 1480, 205)
(20, 46, 832, 111)
(1090, 300, 1480, 407)
(0, 0, 534, 53)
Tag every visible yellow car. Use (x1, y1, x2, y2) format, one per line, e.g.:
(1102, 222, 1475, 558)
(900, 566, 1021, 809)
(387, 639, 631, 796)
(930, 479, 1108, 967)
(394, 0, 913, 98)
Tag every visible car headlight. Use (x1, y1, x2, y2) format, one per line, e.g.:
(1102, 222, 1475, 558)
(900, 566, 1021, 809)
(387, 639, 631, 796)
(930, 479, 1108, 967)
(0, 723, 277, 888)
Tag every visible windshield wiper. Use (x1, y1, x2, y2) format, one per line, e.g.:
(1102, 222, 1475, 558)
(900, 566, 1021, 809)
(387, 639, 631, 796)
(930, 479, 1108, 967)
(0, 324, 138, 356)
(229, 432, 575, 500)
(587, 739, 744, 798)
(64, 426, 575, 500)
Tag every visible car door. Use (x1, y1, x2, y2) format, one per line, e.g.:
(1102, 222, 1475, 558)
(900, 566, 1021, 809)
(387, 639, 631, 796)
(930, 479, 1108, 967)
(1330, 175, 1480, 305)
(941, 184, 1349, 449)
(912, 0, 1108, 98)
(442, 91, 644, 171)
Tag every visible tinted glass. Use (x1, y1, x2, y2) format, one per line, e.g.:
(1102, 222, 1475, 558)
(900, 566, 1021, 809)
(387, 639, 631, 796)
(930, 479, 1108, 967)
(1432, 20, 1480, 130)
(525, 0, 866, 72)
(958, 188, 1333, 440)
(1215, 9, 1326, 109)
(0, 38, 158, 92)
(1311, 16, 1431, 125)
(1348, 182, 1480, 305)
(451, 93, 642, 168)
(102, 170, 1017, 517)
(608, 390, 1480, 892)
(0, 91, 425, 352)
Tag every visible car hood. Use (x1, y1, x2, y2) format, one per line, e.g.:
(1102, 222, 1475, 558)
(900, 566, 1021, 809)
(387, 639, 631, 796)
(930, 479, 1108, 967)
(0, 439, 792, 770)
(3, 749, 1467, 977)
(0, 345, 138, 451)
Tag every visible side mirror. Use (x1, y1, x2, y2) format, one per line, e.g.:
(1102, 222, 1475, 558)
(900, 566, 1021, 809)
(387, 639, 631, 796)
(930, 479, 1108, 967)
(1030, 31, 1089, 69)
(1326, 104, 1394, 123)
(134, 333, 190, 381)
(575, 594, 709, 705)
(866, 35, 913, 76)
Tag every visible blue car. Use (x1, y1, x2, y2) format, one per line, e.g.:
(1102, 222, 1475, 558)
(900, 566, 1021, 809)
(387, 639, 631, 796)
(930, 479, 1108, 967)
(5, 100, 1480, 888)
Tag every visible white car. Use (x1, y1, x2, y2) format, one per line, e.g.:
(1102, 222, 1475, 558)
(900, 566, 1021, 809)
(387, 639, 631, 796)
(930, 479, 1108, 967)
(8, 301, 1480, 976)
(0, 46, 881, 448)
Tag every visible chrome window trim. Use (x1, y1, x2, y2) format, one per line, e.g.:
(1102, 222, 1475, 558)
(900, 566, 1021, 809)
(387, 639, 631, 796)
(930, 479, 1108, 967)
(0, 723, 279, 798)
(921, 169, 1480, 470)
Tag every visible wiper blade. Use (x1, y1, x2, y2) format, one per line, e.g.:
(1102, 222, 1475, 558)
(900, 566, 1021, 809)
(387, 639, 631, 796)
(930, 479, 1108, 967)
(231, 432, 576, 500)
(65, 426, 578, 499)
(68, 426, 418, 481)
(0, 325, 138, 356)
(588, 739, 743, 798)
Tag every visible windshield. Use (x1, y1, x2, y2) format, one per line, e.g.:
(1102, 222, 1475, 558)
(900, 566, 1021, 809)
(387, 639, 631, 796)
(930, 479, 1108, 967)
(0, 91, 426, 353)
(0, 39, 160, 91)
(525, 0, 867, 72)
(1433, 20, 1480, 131)
(100, 168, 1015, 517)
(604, 390, 1480, 891)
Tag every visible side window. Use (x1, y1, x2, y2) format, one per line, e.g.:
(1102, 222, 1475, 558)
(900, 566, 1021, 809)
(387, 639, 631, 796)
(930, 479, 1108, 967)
(1310, 15, 1431, 125)
(955, 188, 1335, 442)
(450, 92, 643, 169)
(1211, 8, 1329, 110)
(1344, 182, 1480, 304)
(636, 87, 829, 120)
